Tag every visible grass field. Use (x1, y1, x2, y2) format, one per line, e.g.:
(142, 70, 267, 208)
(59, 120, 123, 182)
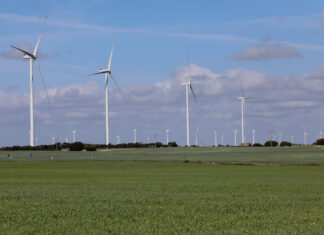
(1, 146, 324, 164)
(1, 147, 324, 234)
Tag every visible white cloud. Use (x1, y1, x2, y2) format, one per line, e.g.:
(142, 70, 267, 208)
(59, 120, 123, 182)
(1, 63, 324, 145)
(1, 42, 47, 59)
(320, 10, 324, 26)
(235, 44, 302, 61)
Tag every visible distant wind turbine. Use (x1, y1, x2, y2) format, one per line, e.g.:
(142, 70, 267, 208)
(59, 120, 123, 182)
(304, 130, 308, 145)
(133, 129, 137, 143)
(252, 129, 256, 145)
(181, 47, 197, 147)
(234, 129, 238, 146)
(72, 130, 76, 143)
(238, 80, 251, 144)
(165, 129, 170, 145)
(278, 131, 282, 144)
(88, 31, 125, 146)
(214, 129, 218, 147)
(10, 16, 51, 146)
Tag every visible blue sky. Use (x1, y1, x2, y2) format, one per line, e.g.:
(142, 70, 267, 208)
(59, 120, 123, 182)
(1, 0, 324, 146)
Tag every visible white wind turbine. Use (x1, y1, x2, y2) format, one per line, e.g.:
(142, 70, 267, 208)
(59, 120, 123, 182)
(165, 129, 170, 145)
(10, 16, 51, 146)
(238, 80, 251, 144)
(181, 48, 197, 147)
(234, 129, 238, 146)
(88, 31, 125, 146)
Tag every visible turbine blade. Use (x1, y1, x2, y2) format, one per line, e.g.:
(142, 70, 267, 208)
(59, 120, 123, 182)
(186, 45, 191, 83)
(10, 45, 34, 58)
(109, 72, 126, 101)
(190, 84, 197, 103)
(34, 59, 52, 108)
(87, 71, 108, 76)
(240, 79, 245, 97)
(34, 15, 48, 56)
(107, 30, 116, 71)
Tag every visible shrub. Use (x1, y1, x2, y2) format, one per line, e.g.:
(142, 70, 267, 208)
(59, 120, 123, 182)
(155, 142, 163, 148)
(280, 141, 292, 147)
(84, 144, 96, 151)
(264, 140, 278, 147)
(168, 142, 178, 147)
(316, 138, 324, 146)
(70, 142, 84, 151)
(253, 143, 263, 147)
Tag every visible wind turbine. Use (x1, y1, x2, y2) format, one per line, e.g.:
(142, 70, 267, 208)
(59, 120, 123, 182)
(181, 47, 197, 147)
(165, 129, 170, 145)
(88, 31, 124, 146)
(133, 129, 137, 143)
(214, 129, 218, 147)
(10, 16, 51, 146)
(238, 80, 251, 144)
(72, 130, 76, 143)
(252, 129, 256, 145)
(304, 130, 308, 145)
(195, 127, 199, 146)
(234, 129, 238, 146)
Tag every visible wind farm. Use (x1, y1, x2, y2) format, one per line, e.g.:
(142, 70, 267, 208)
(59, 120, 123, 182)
(2, 1, 324, 234)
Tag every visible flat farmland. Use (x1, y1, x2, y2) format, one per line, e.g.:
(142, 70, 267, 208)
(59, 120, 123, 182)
(1, 146, 324, 164)
(0, 147, 324, 234)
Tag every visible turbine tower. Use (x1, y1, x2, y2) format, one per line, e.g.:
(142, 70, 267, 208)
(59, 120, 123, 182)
(238, 80, 251, 144)
(234, 129, 238, 146)
(291, 135, 294, 146)
(214, 129, 218, 147)
(133, 129, 137, 143)
(304, 130, 308, 145)
(88, 31, 124, 146)
(181, 47, 197, 147)
(72, 130, 76, 143)
(10, 16, 51, 146)
(165, 129, 170, 145)
(195, 127, 199, 146)
(278, 131, 282, 144)
(252, 129, 255, 145)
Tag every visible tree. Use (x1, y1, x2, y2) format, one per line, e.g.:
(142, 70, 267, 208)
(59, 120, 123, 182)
(84, 144, 96, 151)
(264, 140, 278, 147)
(315, 138, 324, 145)
(253, 143, 263, 147)
(280, 141, 292, 147)
(70, 142, 84, 151)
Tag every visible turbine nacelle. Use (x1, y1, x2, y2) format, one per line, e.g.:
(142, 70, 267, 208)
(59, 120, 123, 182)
(181, 82, 190, 86)
(100, 69, 110, 73)
(23, 54, 34, 59)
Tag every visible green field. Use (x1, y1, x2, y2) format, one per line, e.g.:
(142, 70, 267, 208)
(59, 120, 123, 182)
(1, 147, 324, 234)
(1, 146, 324, 164)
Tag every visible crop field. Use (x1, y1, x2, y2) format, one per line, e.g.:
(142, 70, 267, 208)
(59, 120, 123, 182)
(1, 147, 324, 234)
(1, 146, 324, 164)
